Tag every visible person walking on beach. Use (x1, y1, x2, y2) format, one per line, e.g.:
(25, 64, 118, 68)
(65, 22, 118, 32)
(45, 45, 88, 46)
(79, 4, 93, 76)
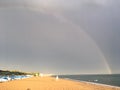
(56, 75, 59, 81)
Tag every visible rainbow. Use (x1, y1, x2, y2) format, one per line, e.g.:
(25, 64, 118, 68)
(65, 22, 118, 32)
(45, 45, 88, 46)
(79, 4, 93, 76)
(0, 0, 112, 74)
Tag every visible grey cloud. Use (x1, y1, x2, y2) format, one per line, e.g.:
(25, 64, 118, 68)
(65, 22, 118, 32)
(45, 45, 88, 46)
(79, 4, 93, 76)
(62, 0, 120, 73)
(0, 0, 120, 74)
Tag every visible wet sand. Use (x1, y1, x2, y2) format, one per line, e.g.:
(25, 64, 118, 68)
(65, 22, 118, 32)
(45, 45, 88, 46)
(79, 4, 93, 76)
(0, 76, 120, 90)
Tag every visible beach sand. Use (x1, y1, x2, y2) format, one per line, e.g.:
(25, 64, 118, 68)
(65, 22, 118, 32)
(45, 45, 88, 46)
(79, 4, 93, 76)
(0, 76, 120, 90)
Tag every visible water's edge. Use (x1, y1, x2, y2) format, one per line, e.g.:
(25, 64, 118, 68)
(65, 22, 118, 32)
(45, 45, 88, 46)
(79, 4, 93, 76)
(52, 74, 120, 88)
(63, 78, 120, 89)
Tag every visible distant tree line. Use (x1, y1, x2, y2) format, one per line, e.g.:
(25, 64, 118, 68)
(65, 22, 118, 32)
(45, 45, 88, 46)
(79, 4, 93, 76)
(0, 70, 33, 76)
(0, 70, 40, 76)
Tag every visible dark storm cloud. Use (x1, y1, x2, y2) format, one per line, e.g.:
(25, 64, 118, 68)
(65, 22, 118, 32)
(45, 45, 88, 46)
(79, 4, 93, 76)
(0, 0, 119, 74)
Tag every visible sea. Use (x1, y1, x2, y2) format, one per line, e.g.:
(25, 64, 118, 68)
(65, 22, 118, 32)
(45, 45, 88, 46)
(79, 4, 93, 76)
(55, 74, 120, 87)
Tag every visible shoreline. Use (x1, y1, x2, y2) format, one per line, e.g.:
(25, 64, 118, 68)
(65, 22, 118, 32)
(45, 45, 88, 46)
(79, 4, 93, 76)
(63, 78, 120, 89)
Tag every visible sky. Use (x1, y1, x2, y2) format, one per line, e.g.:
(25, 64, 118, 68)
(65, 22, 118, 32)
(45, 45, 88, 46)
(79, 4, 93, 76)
(0, 0, 120, 74)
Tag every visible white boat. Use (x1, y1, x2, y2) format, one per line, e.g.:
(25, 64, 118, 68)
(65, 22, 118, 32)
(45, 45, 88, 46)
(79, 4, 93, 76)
(0, 77, 9, 82)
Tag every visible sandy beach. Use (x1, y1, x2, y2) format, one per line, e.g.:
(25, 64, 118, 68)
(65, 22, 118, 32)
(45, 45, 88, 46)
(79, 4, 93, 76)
(0, 76, 120, 90)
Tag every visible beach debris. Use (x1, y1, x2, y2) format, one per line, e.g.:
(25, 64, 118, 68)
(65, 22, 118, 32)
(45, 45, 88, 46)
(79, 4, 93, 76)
(27, 88, 31, 90)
